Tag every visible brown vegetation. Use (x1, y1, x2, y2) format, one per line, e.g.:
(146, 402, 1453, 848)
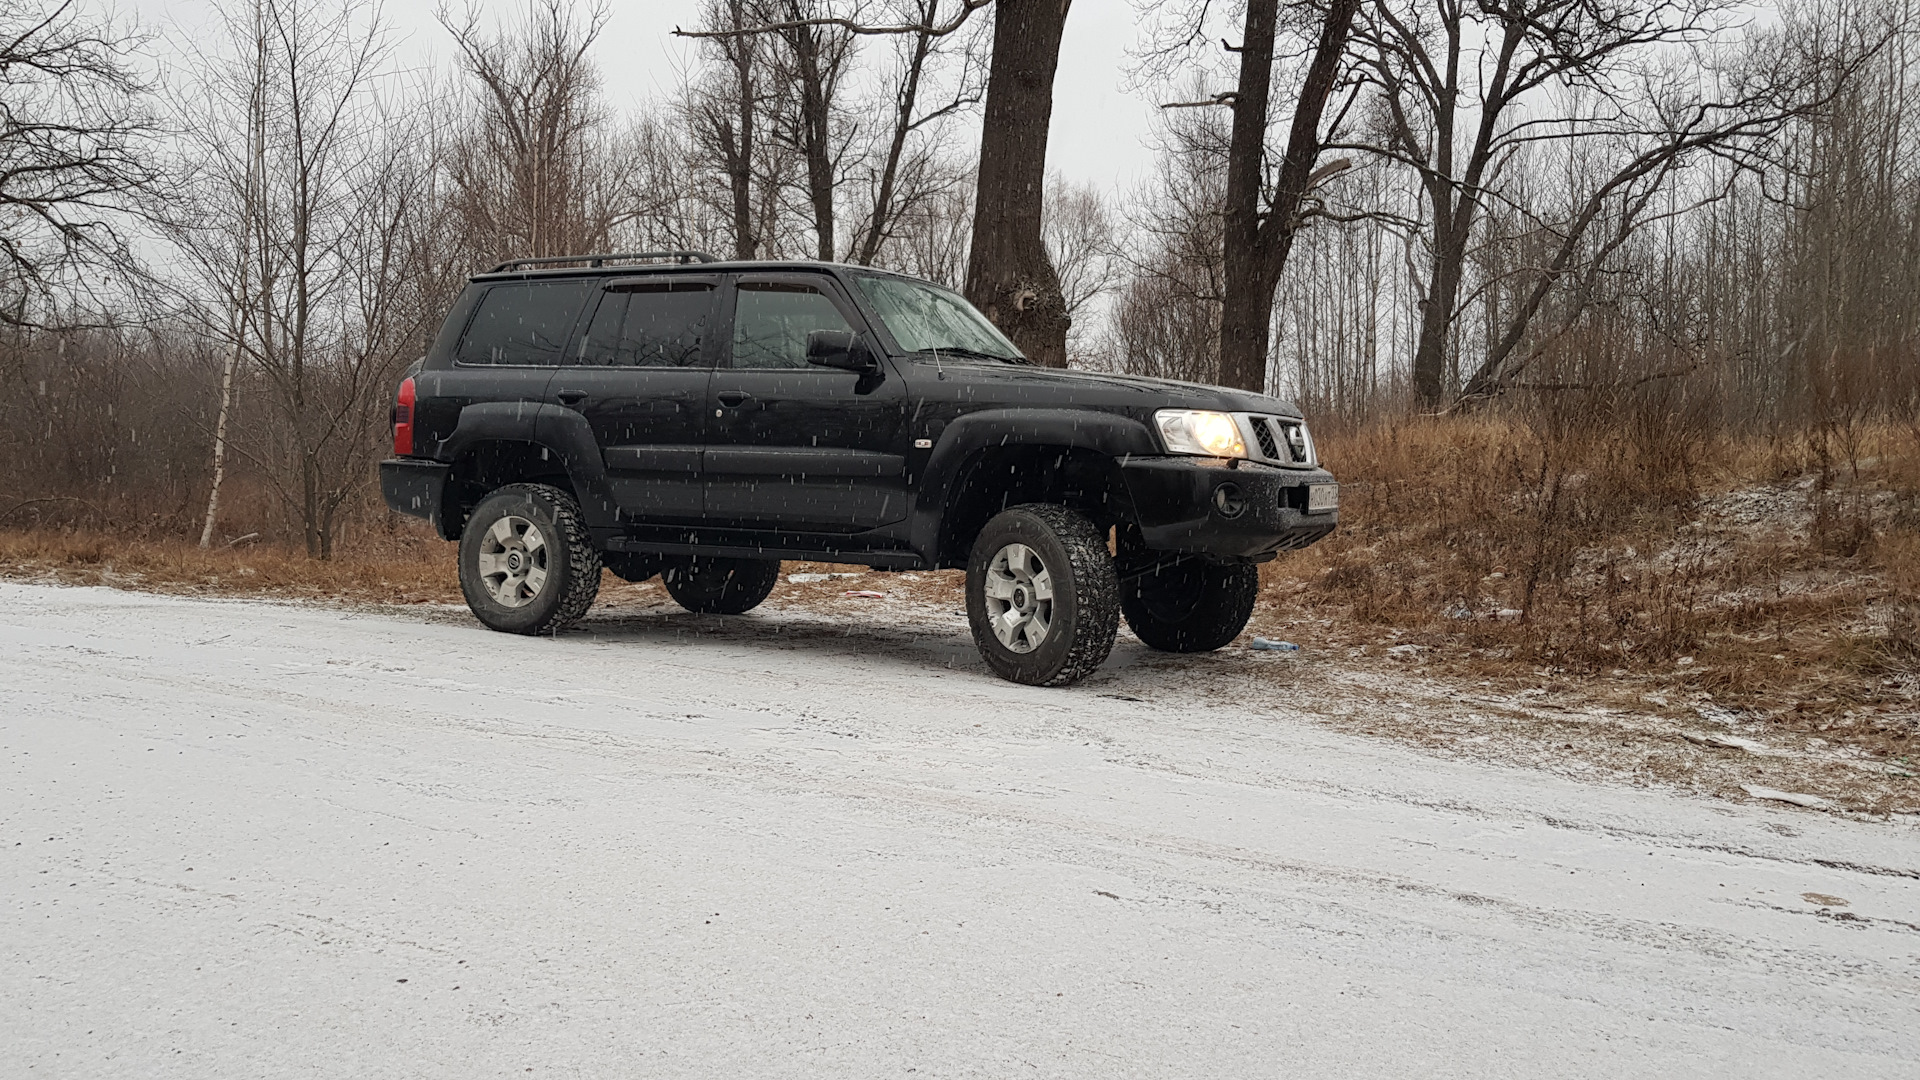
(0, 521, 456, 604)
(1256, 418, 1918, 759)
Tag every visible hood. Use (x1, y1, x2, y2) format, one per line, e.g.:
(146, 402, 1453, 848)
(994, 365, 1305, 417)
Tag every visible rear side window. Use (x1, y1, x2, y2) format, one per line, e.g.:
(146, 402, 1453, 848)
(731, 282, 852, 369)
(576, 282, 715, 367)
(455, 280, 593, 366)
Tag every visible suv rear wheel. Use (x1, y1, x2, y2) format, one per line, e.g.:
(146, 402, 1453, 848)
(459, 483, 602, 635)
(965, 504, 1118, 686)
(1120, 558, 1259, 652)
(662, 556, 780, 614)
(602, 552, 662, 583)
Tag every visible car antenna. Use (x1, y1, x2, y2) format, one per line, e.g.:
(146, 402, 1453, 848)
(933, 345, 946, 381)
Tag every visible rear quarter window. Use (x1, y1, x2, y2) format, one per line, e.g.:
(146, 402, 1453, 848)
(455, 280, 594, 366)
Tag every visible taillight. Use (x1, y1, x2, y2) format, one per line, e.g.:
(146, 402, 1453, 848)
(392, 376, 415, 455)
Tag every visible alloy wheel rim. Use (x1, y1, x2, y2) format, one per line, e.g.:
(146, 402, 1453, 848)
(983, 542, 1054, 653)
(476, 515, 549, 608)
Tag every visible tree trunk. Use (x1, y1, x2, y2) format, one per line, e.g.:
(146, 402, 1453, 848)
(787, 20, 838, 261)
(1217, 0, 1281, 393)
(204, 9, 266, 549)
(1410, 236, 1460, 405)
(964, 0, 1072, 367)
(198, 340, 239, 548)
(727, 0, 758, 259)
(1217, 0, 1359, 393)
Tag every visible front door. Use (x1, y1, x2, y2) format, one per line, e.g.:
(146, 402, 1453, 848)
(704, 274, 909, 530)
(549, 275, 719, 523)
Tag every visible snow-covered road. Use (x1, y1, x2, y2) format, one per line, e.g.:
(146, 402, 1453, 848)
(3, 582, 1916, 1077)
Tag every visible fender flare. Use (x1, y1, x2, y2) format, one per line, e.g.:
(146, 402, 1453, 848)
(908, 408, 1160, 561)
(440, 402, 619, 532)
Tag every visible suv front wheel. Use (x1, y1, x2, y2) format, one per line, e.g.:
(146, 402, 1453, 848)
(458, 483, 602, 635)
(966, 504, 1119, 686)
(1120, 558, 1259, 652)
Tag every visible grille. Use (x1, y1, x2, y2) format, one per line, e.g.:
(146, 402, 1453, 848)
(1275, 421, 1308, 463)
(1251, 418, 1280, 459)
(1241, 413, 1313, 465)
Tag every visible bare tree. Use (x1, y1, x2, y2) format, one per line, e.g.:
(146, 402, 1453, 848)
(629, 109, 736, 255)
(1212, 0, 1363, 393)
(680, 0, 980, 265)
(0, 1, 159, 327)
(1042, 175, 1122, 362)
(1267, 151, 1404, 418)
(195, 2, 269, 547)
(167, 0, 439, 558)
(882, 173, 974, 285)
(673, 0, 1075, 359)
(764, 1, 859, 260)
(1738, 0, 1917, 466)
(1105, 100, 1231, 383)
(685, 0, 777, 258)
(846, 0, 983, 266)
(1452, 22, 1864, 403)
(441, 0, 651, 264)
(1345, 0, 1842, 406)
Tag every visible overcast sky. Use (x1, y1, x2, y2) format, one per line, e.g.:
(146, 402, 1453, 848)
(133, 0, 1165, 195)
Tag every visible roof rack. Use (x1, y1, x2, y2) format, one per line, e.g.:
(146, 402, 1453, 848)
(486, 250, 720, 273)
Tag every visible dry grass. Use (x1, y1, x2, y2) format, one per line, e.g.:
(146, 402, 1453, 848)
(0, 524, 460, 604)
(1255, 416, 1919, 765)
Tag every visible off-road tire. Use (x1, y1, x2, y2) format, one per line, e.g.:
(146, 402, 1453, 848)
(965, 504, 1119, 687)
(602, 551, 662, 584)
(1121, 558, 1259, 652)
(662, 556, 780, 615)
(458, 483, 601, 635)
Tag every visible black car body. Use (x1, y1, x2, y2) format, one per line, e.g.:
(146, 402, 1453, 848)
(383, 256, 1335, 564)
(382, 252, 1335, 685)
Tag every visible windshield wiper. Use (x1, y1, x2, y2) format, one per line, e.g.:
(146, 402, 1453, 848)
(911, 346, 1030, 365)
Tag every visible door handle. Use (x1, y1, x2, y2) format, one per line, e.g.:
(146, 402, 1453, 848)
(555, 389, 588, 406)
(716, 390, 754, 408)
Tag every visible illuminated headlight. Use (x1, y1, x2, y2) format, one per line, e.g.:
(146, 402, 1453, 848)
(1154, 410, 1247, 459)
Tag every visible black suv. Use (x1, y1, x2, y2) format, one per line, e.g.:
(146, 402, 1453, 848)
(382, 251, 1337, 686)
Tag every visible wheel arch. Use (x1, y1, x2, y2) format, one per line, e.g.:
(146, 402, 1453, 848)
(914, 410, 1155, 568)
(437, 402, 616, 539)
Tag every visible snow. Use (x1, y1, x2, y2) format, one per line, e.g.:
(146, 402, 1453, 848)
(2, 582, 1916, 1077)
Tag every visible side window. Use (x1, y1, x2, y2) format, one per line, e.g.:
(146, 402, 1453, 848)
(455, 280, 592, 366)
(730, 282, 853, 370)
(576, 283, 714, 367)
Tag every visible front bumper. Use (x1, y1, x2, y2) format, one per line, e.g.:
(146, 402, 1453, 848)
(1119, 456, 1337, 558)
(380, 458, 454, 538)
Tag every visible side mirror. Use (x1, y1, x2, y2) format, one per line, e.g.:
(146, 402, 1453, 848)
(806, 329, 878, 373)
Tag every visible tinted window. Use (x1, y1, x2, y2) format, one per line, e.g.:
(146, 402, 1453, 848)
(456, 280, 593, 366)
(731, 282, 852, 369)
(577, 283, 715, 367)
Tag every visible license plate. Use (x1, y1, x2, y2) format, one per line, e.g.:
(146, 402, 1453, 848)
(1307, 484, 1338, 512)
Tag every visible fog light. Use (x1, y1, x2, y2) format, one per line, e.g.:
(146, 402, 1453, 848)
(1213, 482, 1246, 519)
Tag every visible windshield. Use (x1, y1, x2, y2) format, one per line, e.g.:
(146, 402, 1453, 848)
(854, 275, 1024, 361)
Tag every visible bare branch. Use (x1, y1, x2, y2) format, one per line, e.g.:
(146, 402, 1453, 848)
(673, 0, 989, 40)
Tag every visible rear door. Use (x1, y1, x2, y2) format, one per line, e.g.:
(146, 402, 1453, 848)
(550, 275, 719, 522)
(703, 273, 909, 530)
